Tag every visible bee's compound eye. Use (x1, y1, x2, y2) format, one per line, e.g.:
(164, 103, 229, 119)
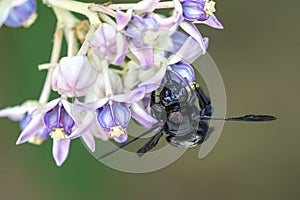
(160, 87, 173, 105)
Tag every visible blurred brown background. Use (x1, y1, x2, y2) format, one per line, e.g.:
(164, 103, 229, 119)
(0, 0, 299, 199)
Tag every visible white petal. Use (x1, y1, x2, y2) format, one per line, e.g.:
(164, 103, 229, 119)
(131, 103, 158, 128)
(169, 36, 205, 64)
(0, 105, 27, 121)
(81, 132, 95, 152)
(194, 14, 224, 29)
(75, 97, 110, 110)
(180, 21, 206, 55)
(68, 111, 95, 139)
(133, 0, 160, 13)
(138, 66, 166, 93)
(153, 0, 182, 29)
(16, 113, 44, 145)
(43, 98, 61, 112)
(116, 9, 132, 31)
(52, 139, 70, 166)
(112, 87, 145, 103)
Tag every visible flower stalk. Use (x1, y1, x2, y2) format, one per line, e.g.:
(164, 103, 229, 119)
(43, 0, 100, 24)
(99, 1, 175, 11)
(38, 27, 63, 104)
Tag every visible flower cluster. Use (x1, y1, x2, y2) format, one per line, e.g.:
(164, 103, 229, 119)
(0, 0, 223, 166)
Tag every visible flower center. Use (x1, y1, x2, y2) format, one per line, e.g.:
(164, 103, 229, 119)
(204, 0, 216, 17)
(50, 128, 66, 140)
(109, 125, 125, 137)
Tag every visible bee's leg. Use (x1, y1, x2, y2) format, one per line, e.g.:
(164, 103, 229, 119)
(193, 83, 213, 116)
(137, 130, 164, 157)
(196, 120, 210, 144)
(150, 91, 156, 106)
(136, 103, 167, 157)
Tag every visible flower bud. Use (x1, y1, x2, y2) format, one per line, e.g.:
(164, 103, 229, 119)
(52, 55, 98, 97)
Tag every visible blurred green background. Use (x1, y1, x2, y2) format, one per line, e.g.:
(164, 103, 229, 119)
(0, 0, 299, 199)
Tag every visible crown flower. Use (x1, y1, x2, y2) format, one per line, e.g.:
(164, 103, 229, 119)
(0, 0, 37, 28)
(178, 0, 223, 29)
(90, 23, 128, 65)
(0, 0, 224, 165)
(14, 98, 95, 166)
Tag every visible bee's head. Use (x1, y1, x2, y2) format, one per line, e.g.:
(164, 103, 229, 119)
(159, 82, 188, 106)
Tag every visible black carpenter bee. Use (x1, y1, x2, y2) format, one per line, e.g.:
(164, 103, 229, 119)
(98, 68, 276, 159)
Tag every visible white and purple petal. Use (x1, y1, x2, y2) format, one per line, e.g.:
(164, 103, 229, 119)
(131, 102, 158, 128)
(133, 0, 160, 13)
(116, 9, 132, 31)
(111, 87, 146, 103)
(16, 113, 45, 145)
(180, 21, 207, 55)
(130, 46, 154, 70)
(43, 101, 75, 136)
(154, 0, 183, 29)
(97, 101, 131, 132)
(181, 0, 207, 21)
(138, 66, 167, 93)
(194, 14, 223, 29)
(52, 139, 70, 166)
(52, 55, 98, 97)
(113, 134, 128, 143)
(170, 61, 195, 82)
(4, 0, 36, 27)
(81, 131, 96, 152)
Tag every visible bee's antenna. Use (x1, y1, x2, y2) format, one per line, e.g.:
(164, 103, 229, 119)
(201, 114, 276, 122)
(97, 123, 164, 160)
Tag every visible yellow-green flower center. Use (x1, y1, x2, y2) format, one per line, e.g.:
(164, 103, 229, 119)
(204, 0, 216, 17)
(109, 125, 125, 137)
(50, 128, 66, 140)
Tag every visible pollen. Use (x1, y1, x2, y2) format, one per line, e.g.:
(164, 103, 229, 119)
(189, 81, 199, 89)
(50, 128, 66, 140)
(28, 136, 44, 145)
(204, 0, 216, 17)
(109, 125, 125, 137)
(22, 13, 37, 28)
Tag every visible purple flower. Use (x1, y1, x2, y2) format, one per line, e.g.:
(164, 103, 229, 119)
(77, 88, 146, 143)
(177, 0, 223, 29)
(120, 12, 158, 70)
(20, 112, 49, 145)
(181, 0, 215, 21)
(0, 100, 48, 145)
(0, 0, 37, 28)
(90, 23, 128, 65)
(16, 98, 95, 166)
(97, 101, 130, 143)
(153, 0, 183, 29)
(123, 13, 158, 48)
